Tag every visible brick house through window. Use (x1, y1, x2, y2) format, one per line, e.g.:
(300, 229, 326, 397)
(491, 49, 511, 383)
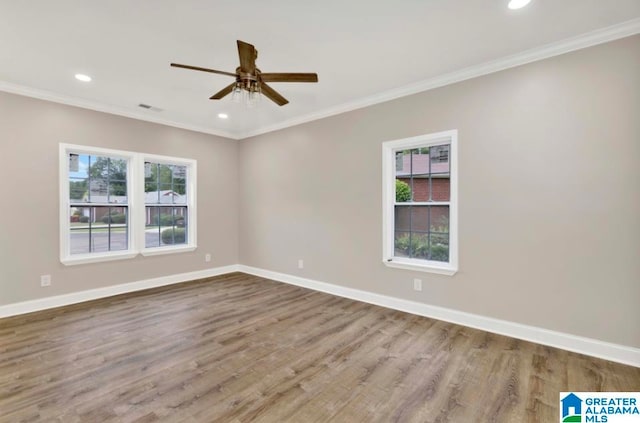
(395, 146, 450, 231)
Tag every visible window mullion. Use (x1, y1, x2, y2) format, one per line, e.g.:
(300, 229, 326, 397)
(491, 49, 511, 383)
(394, 202, 450, 206)
(427, 205, 432, 260)
(106, 157, 111, 204)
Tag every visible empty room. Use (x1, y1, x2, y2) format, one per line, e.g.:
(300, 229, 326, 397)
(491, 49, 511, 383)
(1, 1, 639, 422)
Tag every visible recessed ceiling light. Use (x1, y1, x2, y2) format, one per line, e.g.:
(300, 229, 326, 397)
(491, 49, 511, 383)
(218, 113, 229, 119)
(74, 74, 92, 82)
(508, 0, 531, 9)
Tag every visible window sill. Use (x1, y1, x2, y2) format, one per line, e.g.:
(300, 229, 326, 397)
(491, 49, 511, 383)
(383, 258, 457, 276)
(61, 251, 138, 266)
(141, 244, 197, 257)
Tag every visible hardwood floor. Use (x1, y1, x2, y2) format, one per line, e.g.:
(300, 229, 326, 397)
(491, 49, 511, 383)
(1, 273, 638, 422)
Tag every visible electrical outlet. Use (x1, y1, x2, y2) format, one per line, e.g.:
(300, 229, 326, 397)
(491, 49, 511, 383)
(413, 278, 422, 291)
(41, 275, 51, 287)
(298, 259, 304, 269)
(205, 253, 211, 263)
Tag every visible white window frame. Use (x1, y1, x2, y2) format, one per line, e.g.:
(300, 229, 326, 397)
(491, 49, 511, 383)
(59, 144, 197, 265)
(140, 153, 197, 257)
(382, 130, 458, 276)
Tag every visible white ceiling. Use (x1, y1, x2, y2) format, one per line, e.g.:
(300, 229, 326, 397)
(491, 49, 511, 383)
(1, 1, 639, 139)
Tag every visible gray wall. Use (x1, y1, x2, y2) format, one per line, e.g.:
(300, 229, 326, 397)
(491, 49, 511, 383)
(239, 35, 640, 348)
(0, 36, 637, 349)
(0, 92, 239, 305)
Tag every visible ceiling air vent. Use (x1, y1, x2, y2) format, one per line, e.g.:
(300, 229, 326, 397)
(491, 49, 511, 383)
(138, 103, 163, 112)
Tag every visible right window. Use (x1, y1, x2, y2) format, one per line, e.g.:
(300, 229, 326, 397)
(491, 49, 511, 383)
(142, 154, 197, 256)
(382, 130, 458, 275)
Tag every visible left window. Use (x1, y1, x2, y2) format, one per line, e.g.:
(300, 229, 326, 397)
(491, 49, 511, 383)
(60, 144, 197, 265)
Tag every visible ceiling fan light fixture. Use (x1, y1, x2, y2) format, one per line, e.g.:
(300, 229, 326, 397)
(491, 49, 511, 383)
(231, 83, 244, 103)
(231, 79, 262, 107)
(508, 0, 531, 10)
(247, 91, 260, 108)
(247, 82, 261, 108)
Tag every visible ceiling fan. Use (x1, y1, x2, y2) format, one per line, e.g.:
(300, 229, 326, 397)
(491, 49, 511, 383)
(171, 40, 318, 106)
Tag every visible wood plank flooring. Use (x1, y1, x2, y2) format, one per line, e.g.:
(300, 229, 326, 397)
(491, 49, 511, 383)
(1, 272, 638, 422)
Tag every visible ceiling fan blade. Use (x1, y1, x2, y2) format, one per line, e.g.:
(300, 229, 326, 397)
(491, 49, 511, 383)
(237, 40, 257, 73)
(209, 83, 236, 100)
(260, 73, 318, 83)
(170, 63, 236, 77)
(260, 83, 289, 106)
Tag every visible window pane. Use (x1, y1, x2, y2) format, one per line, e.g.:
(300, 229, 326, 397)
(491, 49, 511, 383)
(108, 180, 127, 203)
(394, 231, 411, 258)
(430, 177, 450, 202)
(172, 165, 187, 183)
(145, 162, 159, 202)
(430, 144, 450, 166)
(395, 149, 412, 176)
(86, 156, 127, 203)
(93, 207, 128, 253)
(145, 206, 161, 248)
(161, 226, 186, 246)
(410, 233, 429, 260)
(394, 231, 429, 259)
(145, 189, 159, 204)
(69, 154, 89, 179)
(69, 178, 87, 201)
(394, 144, 450, 203)
(145, 162, 187, 205)
(108, 158, 128, 202)
(429, 206, 449, 262)
(393, 205, 449, 262)
(395, 179, 411, 202)
(69, 207, 90, 254)
(394, 206, 411, 232)
(158, 207, 174, 227)
(145, 206, 187, 248)
(69, 154, 90, 203)
(430, 206, 449, 232)
(155, 164, 173, 198)
(69, 206, 128, 254)
(404, 176, 450, 202)
(172, 184, 186, 203)
(409, 148, 430, 178)
(158, 163, 173, 181)
(88, 178, 108, 202)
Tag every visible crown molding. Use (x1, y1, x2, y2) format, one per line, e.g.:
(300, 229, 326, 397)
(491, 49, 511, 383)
(1, 18, 639, 141)
(238, 18, 640, 139)
(0, 81, 240, 140)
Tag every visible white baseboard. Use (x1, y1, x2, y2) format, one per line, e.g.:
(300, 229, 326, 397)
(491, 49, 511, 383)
(0, 264, 240, 318)
(238, 265, 640, 368)
(2, 263, 638, 367)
